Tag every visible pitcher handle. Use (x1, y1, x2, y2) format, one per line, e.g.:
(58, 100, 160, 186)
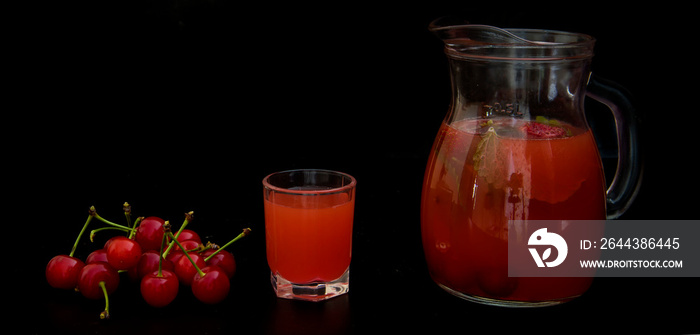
(586, 73, 644, 219)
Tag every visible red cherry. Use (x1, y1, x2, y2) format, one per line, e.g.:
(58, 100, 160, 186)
(103, 238, 115, 250)
(136, 251, 174, 279)
(176, 229, 201, 244)
(174, 252, 206, 286)
(46, 255, 85, 290)
(192, 266, 230, 304)
(135, 217, 166, 251)
(140, 270, 179, 308)
(174, 239, 201, 252)
(85, 249, 109, 264)
(77, 262, 120, 300)
(106, 236, 143, 270)
(166, 250, 184, 265)
(202, 249, 236, 279)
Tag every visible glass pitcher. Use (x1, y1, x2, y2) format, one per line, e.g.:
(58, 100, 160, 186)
(420, 18, 642, 307)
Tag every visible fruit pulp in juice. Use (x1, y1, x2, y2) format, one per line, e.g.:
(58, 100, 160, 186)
(421, 118, 606, 302)
(265, 191, 354, 284)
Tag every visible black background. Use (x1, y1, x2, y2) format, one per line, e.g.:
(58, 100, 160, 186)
(11, 1, 698, 334)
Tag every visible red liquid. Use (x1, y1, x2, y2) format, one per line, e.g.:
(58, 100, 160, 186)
(265, 192, 354, 284)
(421, 118, 606, 303)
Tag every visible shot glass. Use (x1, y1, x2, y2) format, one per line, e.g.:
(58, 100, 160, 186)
(263, 169, 356, 301)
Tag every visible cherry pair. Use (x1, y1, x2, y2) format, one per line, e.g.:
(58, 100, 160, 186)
(163, 225, 239, 304)
(143, 224, 249, 305)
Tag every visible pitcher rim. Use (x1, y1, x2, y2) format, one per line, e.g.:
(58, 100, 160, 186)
(430, 21, 596, 61)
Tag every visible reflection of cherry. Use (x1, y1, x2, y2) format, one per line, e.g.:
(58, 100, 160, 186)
(46, 255, 85, 290)
(106, 236, 142, 270)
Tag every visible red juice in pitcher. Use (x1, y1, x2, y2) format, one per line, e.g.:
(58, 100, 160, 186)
(420, 117, 607, 304)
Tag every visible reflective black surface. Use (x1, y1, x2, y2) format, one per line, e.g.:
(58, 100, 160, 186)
(13, 2, 698, 334)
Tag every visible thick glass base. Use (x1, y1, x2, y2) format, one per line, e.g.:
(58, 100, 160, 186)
(437, 283, 577, 308)
(271, 268, 349, 302)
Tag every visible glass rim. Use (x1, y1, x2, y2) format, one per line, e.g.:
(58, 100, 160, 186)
(262, 169, 357, 196)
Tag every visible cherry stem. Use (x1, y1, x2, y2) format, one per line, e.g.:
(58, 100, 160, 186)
(123, 202, 132, 228)
(198, 242, 219, 254)
(69, 211, 95, 257)
(90, 227, 130, 242)
(204, 228, 251, 263)
(162, 212, 194, 259)
(166, 230, 205, 278)
(157, 227, 168, 277)
(91, 207, 136, 237)
(127, 217, 142, 239)
(99, 281, 110, 320)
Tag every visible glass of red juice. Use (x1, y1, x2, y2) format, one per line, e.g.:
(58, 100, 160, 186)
(263, 169, 356, 301)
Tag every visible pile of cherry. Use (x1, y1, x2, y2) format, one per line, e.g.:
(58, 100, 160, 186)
(45, 203, 250, 319)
